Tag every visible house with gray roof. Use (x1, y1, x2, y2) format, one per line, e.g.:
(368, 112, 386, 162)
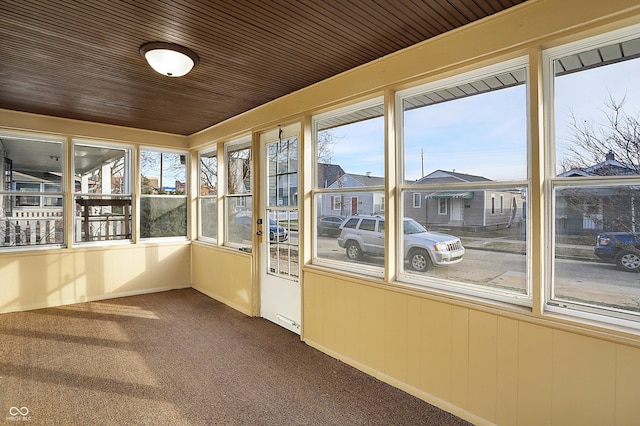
(557, 151, 640, 234)
(319, 171, 385, 217)
(405, 170, 525, 231)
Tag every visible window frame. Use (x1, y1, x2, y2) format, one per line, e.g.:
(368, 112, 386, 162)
(0, 131, 66, 250)
(395, 57, 532, 306)
(139, 147, 189, 241)
(72, 139, 133, 246)
(223, 136, 253, 249)
(198, 147, 218, 244)
(311, 97, 386, 278)
(413, 193, 421, 208)
(544, 24, 640, 327)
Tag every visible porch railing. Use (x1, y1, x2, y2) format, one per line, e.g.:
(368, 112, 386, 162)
(1, 212, 63, 246)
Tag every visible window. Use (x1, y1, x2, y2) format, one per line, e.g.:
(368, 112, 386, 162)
(398, 59, 529, 302)
(438, 198, 447, 215)
(546, 26, 640, 324)
(0, 133, 64, 248)
(15, 182, 41, 207)
(313, 98, 385, 276)
(413, 193, 421, 208)
(73, 141, 132, 243)
(199, 149, 218, 242)
(140, 149, 187, 239)
(331, 195, 342, 211)
(225, 137, 252, 247)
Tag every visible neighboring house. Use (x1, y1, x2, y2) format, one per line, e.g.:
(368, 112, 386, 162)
(320, 172, 385, 217)
(557, 151, 640, 234)
(405, 170, 525, 230)
(317, 163, 345, 189)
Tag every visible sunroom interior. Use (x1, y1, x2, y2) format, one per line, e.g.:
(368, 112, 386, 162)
(2, 1, 640, 425)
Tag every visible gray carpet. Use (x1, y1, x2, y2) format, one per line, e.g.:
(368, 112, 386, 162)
(0, 289, 471, 425)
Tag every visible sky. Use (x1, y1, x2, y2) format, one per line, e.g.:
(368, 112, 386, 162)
(323, 54, 640, 182)
(555, 57, 640, 171)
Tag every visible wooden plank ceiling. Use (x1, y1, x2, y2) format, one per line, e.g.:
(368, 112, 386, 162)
(0, 0, 526, 136)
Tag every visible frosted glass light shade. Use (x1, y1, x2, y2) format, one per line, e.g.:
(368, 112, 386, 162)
(140, 42, 199, 77)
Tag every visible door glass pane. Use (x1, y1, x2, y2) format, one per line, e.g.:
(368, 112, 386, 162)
(266, 137, 298, 280)
(267, 137, 298, 208)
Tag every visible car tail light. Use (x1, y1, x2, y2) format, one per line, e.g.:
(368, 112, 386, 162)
(597, 236, 610, 246)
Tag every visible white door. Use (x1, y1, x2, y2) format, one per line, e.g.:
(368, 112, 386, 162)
(451, 198, 463, 222)
(259, 124, 301, 334)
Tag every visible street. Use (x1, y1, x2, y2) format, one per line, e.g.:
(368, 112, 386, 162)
(315, 235, 640, 310)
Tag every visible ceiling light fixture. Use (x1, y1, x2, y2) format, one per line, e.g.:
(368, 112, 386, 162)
(139, 42, 199, 77)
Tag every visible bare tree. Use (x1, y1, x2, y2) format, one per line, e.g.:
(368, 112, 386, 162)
(199, 155, 217, 196)
(560, 94, 640, 175)
(317, 129, 339, 164)
(558, 95, 640, 234)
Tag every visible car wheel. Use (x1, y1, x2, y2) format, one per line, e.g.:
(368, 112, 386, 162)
(409, 248, 433, 272)
(345, 241, 363, 260)
(615, 250, 640, 272)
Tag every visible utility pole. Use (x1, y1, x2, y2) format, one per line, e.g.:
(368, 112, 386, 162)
(421, 148, 424, 178)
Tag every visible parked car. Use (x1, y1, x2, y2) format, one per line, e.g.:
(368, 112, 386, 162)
(233, 216, 288, 242)
(318, 215, 346, 237)
(594, 232, 640, 272)
(336, 215, 464, 272)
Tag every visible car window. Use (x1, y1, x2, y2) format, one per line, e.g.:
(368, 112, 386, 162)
(343, 218, 360, 229)
(378, 220, 385, 233)
(359, 219, 376, 231)
(403, 219, 426, 234)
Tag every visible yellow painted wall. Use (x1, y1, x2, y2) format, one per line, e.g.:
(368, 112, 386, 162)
(303, 270, 640, 425)
(191, 243, 253, 316)
(0, 243, 191, 313)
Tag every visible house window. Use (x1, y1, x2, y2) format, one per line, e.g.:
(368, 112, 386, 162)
(199, 149, 218, 243)
(413, 193, 421, 208)
(331, 195, 342, 211)
(312, 98, 385, 276)
(140, 148, 187, 239)
(0, 133, 64, 248)
(73, 141, 132, 244)
(15, 182, 41, 207)
(398, 58, 530, 302)
(546, 26, 640, 324)
(500, 194, 504, 215)
(225, 137, 252, 247)
(438, 198, 447, 215)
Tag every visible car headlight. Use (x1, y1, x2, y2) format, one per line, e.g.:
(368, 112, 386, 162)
(434, 242, 448, 252)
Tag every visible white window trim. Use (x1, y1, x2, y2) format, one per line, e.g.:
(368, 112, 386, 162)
(543, 23, 640, 327)
(413, 193, 421, 208)
(198, 147, 218, 244)
(72, 139, 134, 246)
(223, 136, 253, 248)
(139, 146, 189, 241)
(396, 57, 532, 307)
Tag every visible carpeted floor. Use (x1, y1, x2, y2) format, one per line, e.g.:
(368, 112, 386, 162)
(0, 289, 470, 425)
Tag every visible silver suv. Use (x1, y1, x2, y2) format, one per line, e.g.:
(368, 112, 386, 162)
(337, 215, 464, 272)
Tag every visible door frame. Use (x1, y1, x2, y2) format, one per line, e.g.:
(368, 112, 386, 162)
(258, 123, 302, 334)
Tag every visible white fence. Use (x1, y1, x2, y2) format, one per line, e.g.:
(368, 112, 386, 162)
(74, 214, 130, 241)
(1, 211, 63, 246)
(1, 209, 131, 246)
